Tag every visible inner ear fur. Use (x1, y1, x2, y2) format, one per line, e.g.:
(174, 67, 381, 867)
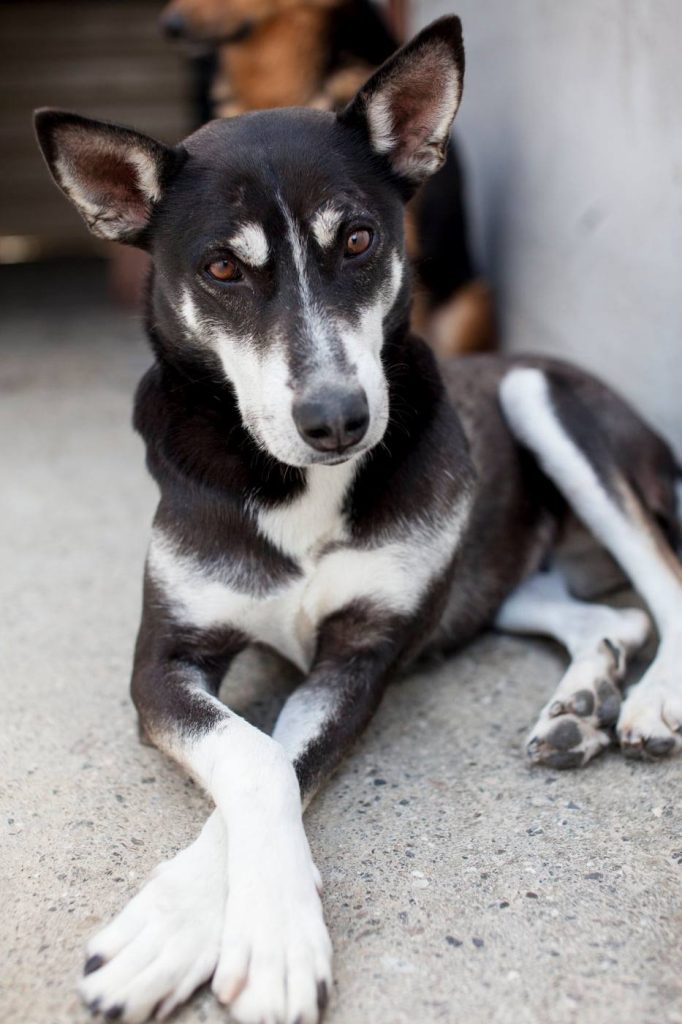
(339, 16, 465, 189)
(34, 109, 181, 246)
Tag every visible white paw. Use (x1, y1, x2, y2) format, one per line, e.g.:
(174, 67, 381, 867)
(618, 682, 682, 759)
(79, 812, 227, 1022)
(212, 833, 332, 1024)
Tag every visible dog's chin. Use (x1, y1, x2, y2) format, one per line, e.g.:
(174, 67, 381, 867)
(272, 443, 371, 470)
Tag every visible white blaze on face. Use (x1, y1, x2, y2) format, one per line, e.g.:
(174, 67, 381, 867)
(279, 198, 338, 378)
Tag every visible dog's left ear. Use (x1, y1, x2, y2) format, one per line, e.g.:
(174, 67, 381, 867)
(339, 16, 464, 190)
(34, 109, 181, 247)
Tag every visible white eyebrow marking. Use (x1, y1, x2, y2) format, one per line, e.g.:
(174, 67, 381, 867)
(310, 205, 344, 249)
(227, 222, 269, 267)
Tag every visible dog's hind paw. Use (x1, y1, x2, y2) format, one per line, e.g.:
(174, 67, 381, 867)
(526, 713, 611, 769)
(78, 812, 227, 1022)
(618, 682, 682, 760)
(525, 633, 641, 769)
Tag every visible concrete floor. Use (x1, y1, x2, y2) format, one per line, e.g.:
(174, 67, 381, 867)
(2, 261, 681, 1024)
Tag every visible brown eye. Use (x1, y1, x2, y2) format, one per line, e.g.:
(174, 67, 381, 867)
(344, 228, 372, 258)
(206, 257, 241, 282)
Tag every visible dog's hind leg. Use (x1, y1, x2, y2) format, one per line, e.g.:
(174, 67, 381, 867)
(496, 570, 650, 766)
(500, 366, 682, 761)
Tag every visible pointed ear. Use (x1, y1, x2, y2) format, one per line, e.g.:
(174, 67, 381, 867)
(339, 16, 464, 190)
(34, 109, 181, 246)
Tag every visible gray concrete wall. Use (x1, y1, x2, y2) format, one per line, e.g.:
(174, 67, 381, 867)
(415, 1, 682, 455)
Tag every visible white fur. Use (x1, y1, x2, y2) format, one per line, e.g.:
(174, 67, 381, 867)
(366, 94, 395, 154)
(79, 812, 227, 1021)
(500, 367, 682, 756)
(272, 687, 338, 766)
(280, 197, 336, 373)
(310, 204, 344, 249)
(335, 251, 403, 446)
(180, 287, 201, 337)
(127, 150, 162, 202)
(149, 455, 469, 674)
(255, 461, 358, 560)
(500, 369, 682, 632)
(82, 721, 331, 1024)
(227, 222, 269, 267)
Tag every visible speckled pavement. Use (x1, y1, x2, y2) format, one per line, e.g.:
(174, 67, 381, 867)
(2, 262, 681, 1024)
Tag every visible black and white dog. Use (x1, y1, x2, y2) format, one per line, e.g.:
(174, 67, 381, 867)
(36, 16, 682, 1024)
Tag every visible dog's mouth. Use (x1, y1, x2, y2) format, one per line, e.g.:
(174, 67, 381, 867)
(302, 443, 372, 468)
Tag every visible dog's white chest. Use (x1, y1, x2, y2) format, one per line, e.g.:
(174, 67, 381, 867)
(148, 461, 469, 673)
(148, 464, 358, 672)
(247, 464, 357, 668)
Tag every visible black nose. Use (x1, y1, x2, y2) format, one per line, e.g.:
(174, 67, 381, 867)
(160, 11, 186, 38)
(293, 386, 370, 454)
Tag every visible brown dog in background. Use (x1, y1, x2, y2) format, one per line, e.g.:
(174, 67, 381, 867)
(160, 0, 496, 356)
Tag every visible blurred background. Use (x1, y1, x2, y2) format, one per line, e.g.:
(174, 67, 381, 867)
(1, 0, 680, 452)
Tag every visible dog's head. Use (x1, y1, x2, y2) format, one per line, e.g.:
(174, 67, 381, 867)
(35, 17, 464, 467)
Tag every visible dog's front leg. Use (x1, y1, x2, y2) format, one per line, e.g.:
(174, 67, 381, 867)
(272, 603, 402, 807)
(210, 604, 405, 1022)
(82, 597, 333, 1024)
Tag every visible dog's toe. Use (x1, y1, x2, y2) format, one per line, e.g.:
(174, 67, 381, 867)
(527, 712, 610, 769)
(618, 686, 682, 761)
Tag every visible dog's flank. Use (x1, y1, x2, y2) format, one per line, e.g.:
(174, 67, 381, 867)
(34, 15, 682, 1024)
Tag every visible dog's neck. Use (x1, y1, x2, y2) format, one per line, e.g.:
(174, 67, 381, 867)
(213, 7, 332, 115)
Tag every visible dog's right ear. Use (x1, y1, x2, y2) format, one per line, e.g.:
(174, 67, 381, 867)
(339, 16, 465, 193)
(34, 109, 182, 247)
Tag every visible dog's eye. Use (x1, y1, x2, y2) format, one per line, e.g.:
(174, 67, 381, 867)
(206, 257, 242, 282)
(344, 228, 373, 258)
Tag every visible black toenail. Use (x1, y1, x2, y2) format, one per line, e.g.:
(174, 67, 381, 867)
(317, 979, 329, 1011)
(84, 955, 104, 975)
(544, 750, 585, 770)
(546, 719, 582, 751)
(645, 736, 675, 757)
(88, 998, 101, 1014)
(105, 1006, 123, 1020)
(570, 690, 595, 717)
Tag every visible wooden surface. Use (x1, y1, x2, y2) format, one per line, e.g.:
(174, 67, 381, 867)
(0, 1, 191, 257)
